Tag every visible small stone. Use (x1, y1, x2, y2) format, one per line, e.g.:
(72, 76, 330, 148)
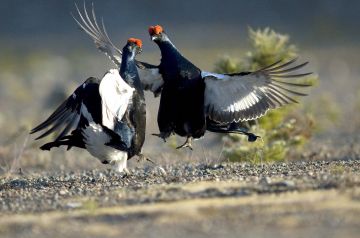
(157, 166, 167, 176)
(259, 176, 271, 185)
(277, 180, 295, 187)
(65, 202, 82, 209)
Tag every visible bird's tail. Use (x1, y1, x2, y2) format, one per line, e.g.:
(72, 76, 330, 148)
(39, 131, 85, 151)
(40, 140, 69, 151)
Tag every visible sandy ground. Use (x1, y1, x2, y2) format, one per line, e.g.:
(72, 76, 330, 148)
(0, 159, 359, 238)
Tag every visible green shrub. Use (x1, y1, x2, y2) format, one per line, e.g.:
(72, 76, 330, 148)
(215, 27, 318, 163)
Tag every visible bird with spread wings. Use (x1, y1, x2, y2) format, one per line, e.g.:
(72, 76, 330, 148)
(73, 3, 312, 150)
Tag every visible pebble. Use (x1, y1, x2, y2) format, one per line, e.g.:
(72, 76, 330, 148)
(65, 202, 82, 209)
(0, 160, 358, 214)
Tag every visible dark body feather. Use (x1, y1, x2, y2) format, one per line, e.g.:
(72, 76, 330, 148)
(33, 77, 102, 151)
(157, 41, 206, 139)
(151, 31, 311, 148)
(119, 50, 146, 158)
(31, 42, 145, 164)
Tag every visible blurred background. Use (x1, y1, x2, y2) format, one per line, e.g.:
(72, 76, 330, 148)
(0, 0, 359, 172)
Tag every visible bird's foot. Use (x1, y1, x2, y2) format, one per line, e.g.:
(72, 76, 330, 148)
(137, 154, 156, 165)
(110, 158, 129, 178)
(151, 133, 167, 142)
(176, 137, 193, 150)
(244, 132, 261, 142)
(122, 168, 131, 178)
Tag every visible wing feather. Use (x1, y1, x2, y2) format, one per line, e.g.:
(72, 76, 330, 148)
(30, 78, 100, 140)
(204, 59, 312, 123)
(72, 3, 122, 66)
(137, 62, 164, 97)
(265, 58, 297, 71)
(34, 111, 73, 140)
(270, 61, 309, 74)
(72, 3, 164, 96)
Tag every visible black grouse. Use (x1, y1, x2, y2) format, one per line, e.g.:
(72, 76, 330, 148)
(146, 25, 312, 149)
(73, 5, 312, 150)
(30, 38, 146, 172)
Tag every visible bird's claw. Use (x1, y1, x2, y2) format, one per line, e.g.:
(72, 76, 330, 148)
(176, 137, 193, 150)
(119, 168, 131, 179)
(151, 133, 167, 142)
(137, 154, 157, 165)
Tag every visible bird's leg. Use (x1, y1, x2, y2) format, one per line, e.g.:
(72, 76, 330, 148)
(122, 168, 131, 178)
(151, 132, 167, 142)
(137, 153, 157, 165)
(110, 156, 129, 178)
(176, 137, 193, 150)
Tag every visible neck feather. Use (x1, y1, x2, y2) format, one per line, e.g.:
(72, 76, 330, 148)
(120, 50, 141, 88)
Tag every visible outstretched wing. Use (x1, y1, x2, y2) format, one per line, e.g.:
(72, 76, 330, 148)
(30, 77, 101, 140)
(72, 3, 164, 96)
(99, 69, 134, 131)
(203, 59, 313, 123)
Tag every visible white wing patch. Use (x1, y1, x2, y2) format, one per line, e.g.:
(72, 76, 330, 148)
(80, 102, 94, 122)
(205, 74, 268, 122)
(230, 91, 260, 112)
(201, 71, 227, 79)
(204, 59, 312, 123)
(99, 69, 134, 130)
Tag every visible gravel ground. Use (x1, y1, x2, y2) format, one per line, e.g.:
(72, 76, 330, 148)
(0, 159, 359, 213)
(0, 159, 359, 238)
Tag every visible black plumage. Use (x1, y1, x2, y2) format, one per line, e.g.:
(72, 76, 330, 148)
(73, 5, 312, 150)
(30, 39, 146, 172)
(153, 37, 207, 147)
(148, 25, 312, 149)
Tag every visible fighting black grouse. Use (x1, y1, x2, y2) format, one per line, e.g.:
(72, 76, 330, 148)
(148, 25, 312, 149)
(73, 5, 312, 150)
(30, 38, 146, 172)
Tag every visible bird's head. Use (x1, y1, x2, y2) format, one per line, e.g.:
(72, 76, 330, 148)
(124, 38, 143, 55)
(148, 25, 167, 42)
